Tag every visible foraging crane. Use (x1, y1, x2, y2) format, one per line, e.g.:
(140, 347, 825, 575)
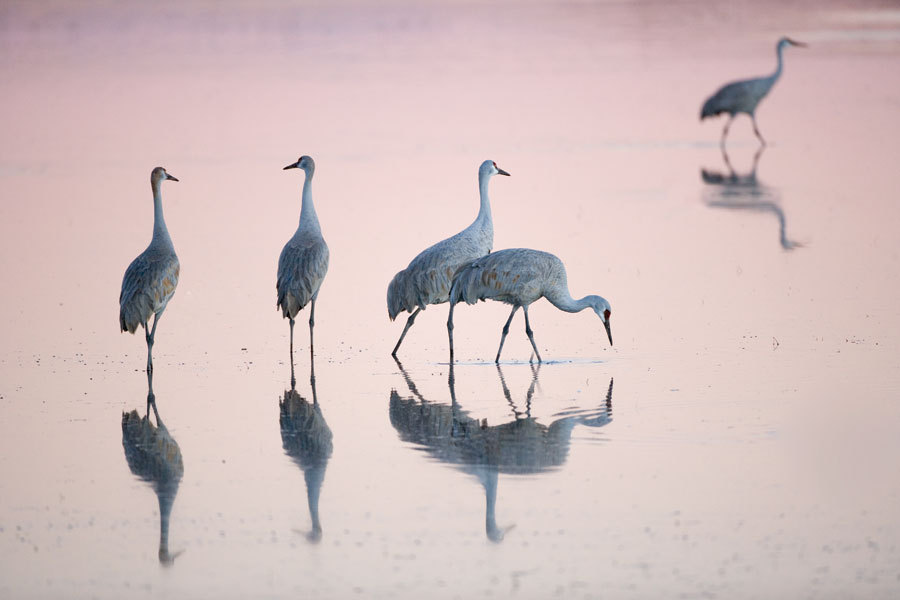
(701, 37, 807, 146)
(387, 159, 509, 357)
(119, 167, 180, 382)
(448, 248, 612, 363)
(278, 156, 329, 388)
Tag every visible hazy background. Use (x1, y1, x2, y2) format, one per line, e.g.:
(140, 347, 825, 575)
(1, 1, 899, 598)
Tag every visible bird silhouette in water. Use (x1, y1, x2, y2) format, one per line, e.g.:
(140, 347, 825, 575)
(119, 166, 180, 388)
(701, 145, 804, 250)
(122, 395, 184, 565)
(448, 248, 612, 363)
(279, 358, 332, 543)
(701, 37, 807, 147)
(387, 159, 509, 358)
(278, 155, 329, 389)
(389, 359, 613, 542)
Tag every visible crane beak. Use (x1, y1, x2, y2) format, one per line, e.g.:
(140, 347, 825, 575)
(787, 38, 807, 47)
(283, 162, 300, 170)
(603, 320, 613, 346)
(496, 167, 510, 176)
(165, 174, 179, 182)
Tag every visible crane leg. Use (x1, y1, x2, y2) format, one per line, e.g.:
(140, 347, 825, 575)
(289, 317, 296, 390)
(495, 306, 520, 364)
(751, 114, 766, 146)
(447, 302, 456, 363)
(392, 308, 421, 357)
(720, 115, 735, 148)
(523, 306, 542, 364)
(308, 297, 316, 359)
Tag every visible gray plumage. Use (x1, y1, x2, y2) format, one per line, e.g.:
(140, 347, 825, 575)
(278, 155, 329, 387)
(119, 166, 180, 376)
(448, 248, 612, 363)
(387, 159, 509, 357)
(701, 37, 806, 146)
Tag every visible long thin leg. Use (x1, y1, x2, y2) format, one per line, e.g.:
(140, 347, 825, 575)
(447, 302, 456, 363)
(289, 317, 296, 390)
(750, 114, 766, 146)
(495, 306, 520, 364)
(146, 309, 163, 376)
(308, 296, 317, 359)
(392, 308, 421, 357)
(720, 115, 735, 148)
(523, 306, 542, 364)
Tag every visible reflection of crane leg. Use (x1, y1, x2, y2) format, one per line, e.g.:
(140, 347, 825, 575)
(289, 317, 296, 389)
(495, 306, 520, 364)
(447, 302, 456, 363)
(751, 114, 766, 146)
(720, 115, 735, 147)
(523, 306, 542, 364)
(392, 308, 421, 357)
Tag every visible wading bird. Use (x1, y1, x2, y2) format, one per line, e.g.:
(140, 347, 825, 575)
(387, 159, 509, 357)
(700, 37, 807, 146)
(448, 248, 612, 363)
(278, 156, 329, 388)
(119, 167, 180, 382)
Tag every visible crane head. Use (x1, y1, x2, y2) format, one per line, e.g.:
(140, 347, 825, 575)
(151, 166, 179, 184)
(284, 155, 316, 172)
(779, 36, 807, 49)
(589, 296, 613, 346)
(479, 159, 510, 178)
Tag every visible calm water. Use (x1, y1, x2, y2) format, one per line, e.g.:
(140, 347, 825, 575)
(2, 1, 900, 598)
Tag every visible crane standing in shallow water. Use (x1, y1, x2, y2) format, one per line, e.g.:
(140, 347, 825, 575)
(701, 36, 807, 147)
(278, 156, 330, 389)
(387, 159, 509, 357)
(119, 166, 180, 390)
(448, 248, 612, 363)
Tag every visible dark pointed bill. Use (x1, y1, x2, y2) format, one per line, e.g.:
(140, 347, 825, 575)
(165, 174, 179, 182)
(283, 162, 299, 170)
(497, 167, 510, 176)
(787, 38, 807, 47)
(604, 320, 613, 346)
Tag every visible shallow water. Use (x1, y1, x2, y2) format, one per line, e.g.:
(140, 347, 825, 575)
(2, 1, 900, 598)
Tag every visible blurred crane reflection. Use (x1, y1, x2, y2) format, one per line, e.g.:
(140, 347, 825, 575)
(389, 360, 613, 542)
(279, 358, 333, 543)
(701, 146, 804, 250)
(121, 395, 184, 566)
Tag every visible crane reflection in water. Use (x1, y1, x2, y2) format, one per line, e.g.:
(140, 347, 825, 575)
(389, 360, 613, 542)
(121, 393, 184, 566)
(279, 357, 333, 543)
(701, 146, 804, 251)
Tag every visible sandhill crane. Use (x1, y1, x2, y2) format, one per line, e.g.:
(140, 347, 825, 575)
(448, 248, 612, 363)
(700, 37, 807, 146)
(278, 156, 329, 389)
(701, 146, 804, 250)
(122, 398, 184, 565)
(389, 361, 613, 541)
(119, 167, 180, 382)
(387, 159, 509, 357)
(279, 358, 332, 543)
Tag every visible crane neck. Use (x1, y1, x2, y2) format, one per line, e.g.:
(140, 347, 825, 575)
(297, 169, 321, 235)
(772, 42, 786, 82)
(546, 288, 593, 314)
(475, 171, 493, 226)
(151, 179, 173, 246)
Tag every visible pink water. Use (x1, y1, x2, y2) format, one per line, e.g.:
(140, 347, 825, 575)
(2, 1, 900, 598)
